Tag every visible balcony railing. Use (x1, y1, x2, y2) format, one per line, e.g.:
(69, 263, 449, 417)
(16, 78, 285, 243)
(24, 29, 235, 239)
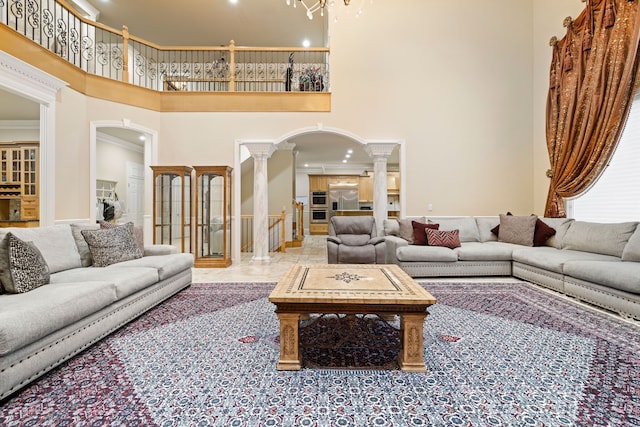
(0, 0, 330, 93)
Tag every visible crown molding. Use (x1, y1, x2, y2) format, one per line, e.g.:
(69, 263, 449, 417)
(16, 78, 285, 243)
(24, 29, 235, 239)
(0, 120, 40, 130)
(0, 51, 67, 104)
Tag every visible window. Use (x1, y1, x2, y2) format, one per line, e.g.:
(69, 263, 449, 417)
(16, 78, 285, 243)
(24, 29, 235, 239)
(568, 88, 640, 222)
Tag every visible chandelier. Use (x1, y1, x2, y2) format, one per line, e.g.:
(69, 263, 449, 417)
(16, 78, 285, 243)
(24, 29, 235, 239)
(286, 0, 351, 20)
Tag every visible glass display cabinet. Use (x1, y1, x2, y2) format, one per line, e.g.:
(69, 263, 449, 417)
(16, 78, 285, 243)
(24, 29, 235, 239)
(193, 166, 232, 268)
(151, 166, 193, 253)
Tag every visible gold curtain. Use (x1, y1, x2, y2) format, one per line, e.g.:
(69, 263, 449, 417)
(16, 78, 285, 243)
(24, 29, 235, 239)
(545, 0, 640, 217)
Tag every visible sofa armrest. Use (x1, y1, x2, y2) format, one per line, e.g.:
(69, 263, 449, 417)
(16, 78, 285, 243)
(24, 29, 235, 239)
(369, 236, 385, 246)
(326, 236, 342, 245)
(384, 235, 408, 264)
(144, 244, 178, 256)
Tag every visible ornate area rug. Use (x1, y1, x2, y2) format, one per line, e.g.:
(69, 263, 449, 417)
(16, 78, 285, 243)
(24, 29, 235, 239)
(1, 281, 639, 426)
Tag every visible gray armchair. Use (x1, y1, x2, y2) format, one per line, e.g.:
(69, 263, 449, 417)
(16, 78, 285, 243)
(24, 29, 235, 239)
(327, 216, 386, 264)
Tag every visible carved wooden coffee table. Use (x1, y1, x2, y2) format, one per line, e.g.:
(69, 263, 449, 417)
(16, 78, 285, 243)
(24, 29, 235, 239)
(268, 264, 436, 372)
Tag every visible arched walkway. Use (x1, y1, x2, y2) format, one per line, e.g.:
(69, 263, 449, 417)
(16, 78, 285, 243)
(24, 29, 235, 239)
(234, 124, 404, 263)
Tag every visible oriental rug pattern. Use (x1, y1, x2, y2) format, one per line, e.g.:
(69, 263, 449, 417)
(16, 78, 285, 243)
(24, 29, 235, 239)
(0, 282, 638, 426)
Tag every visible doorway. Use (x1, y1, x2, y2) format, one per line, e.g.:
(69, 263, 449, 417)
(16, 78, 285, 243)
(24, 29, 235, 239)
(90, 120, 158, 243)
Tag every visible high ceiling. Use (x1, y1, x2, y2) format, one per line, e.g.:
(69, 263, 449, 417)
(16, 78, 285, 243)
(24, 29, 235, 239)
(82, 0, 328, 47)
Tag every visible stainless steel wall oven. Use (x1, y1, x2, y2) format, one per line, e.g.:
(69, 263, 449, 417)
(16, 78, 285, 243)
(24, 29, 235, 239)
(311, 191, 328, 207)
(310, 208, 328, 223)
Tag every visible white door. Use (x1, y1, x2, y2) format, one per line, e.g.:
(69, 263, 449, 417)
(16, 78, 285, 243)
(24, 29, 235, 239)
(126, 161, 145, 227)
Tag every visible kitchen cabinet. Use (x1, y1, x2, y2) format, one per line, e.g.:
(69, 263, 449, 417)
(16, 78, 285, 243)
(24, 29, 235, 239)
(0, 142, 39, 223)
(358, 175, 373, 202)
(387, 171, 400, 194)
(309, 175, 329, 192)
(309, 223, 328, 235)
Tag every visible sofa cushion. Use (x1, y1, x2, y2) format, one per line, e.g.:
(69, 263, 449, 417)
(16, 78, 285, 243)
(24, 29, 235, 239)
(110, 253, 194, 281)
(427, 217, 480, 242)
(50, 266, 159, 300)
(512, 247, 620, 274)
(6, 233, 50, 294)
(412, 221, 439, 245)
(537, 218, 574, 249)
(81, 223, 143, 267)
(70, 223, 100, 267)
(455, 242, 517, 261)
(337, 234, 371, 246)
(396, 245, 458, 262)
(562, 221, 638, 257)
(475, 217, 499, 242)
(498, 214, 537, 246)
(383, 219, 400, 237)
(1, 225, 82, 274)
(622, 226, 640, 262)
(426, 229, 461, 249)
(0, 281, 117, 355)
(563, 260, 640, 295)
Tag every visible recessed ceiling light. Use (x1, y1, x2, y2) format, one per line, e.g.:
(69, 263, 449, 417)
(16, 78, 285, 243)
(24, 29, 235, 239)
(342, 159, 347, 163)
(229, 0, 238, 4)
(302, 39, 311, 48)
(139, 135, 145, 141)
(345, 154, 351, 158)
(304, 163, 309, 167)
(347, 149, 353, 154)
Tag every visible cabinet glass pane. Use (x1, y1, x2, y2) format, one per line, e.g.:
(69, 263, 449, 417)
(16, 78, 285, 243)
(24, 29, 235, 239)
(152, 167, 192, 253)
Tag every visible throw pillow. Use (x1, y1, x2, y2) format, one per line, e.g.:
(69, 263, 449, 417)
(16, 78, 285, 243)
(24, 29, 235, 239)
(492, 212, 556, 246)
(497, 214, 537, 246)
(82, 222, 143, 267)
(6, 233, 50, 294)
(411, 221, 439, 245)
(425, 228, 461, 249)
(100, 221, 144, 253)
(533, 220, 556, 246)
(71, 223, 100, 267)
(398, 219, 415, 243)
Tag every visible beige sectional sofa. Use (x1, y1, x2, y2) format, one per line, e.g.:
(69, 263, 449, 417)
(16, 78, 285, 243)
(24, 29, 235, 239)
(384, 216, 640, 321)
(0, 224, 194, 400)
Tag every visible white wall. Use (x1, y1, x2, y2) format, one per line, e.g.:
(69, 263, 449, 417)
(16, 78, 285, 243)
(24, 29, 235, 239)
(50, 1, 583, 221)
(0, 127, 39, 142)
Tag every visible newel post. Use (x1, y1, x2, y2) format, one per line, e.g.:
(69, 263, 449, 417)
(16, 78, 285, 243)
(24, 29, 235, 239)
(122, 25, 129, 84)
(229, 40, 236, 92)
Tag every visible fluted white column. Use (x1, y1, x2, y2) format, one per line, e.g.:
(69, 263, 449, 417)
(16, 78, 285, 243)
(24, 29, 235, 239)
(365, 143, 398, 236)
(244, 142, 276, 263)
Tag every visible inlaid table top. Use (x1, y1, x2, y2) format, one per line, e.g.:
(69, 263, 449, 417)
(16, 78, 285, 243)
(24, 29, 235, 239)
(268, 263, 436, 306)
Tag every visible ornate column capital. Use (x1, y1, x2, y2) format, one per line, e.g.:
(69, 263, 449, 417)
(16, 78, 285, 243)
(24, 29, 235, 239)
(244, 142, 277, 160)
(365, 143, 397, 160)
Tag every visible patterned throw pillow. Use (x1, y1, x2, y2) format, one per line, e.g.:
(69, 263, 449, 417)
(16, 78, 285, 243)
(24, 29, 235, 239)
(425, 228, 461, 249)
(6, 233, 50, 294)
(82, 222, 143, 267)
(100, 221, 144, 253)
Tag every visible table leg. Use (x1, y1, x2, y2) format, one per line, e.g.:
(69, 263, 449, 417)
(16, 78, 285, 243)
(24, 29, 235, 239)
(276, 312, 302, 370)
(398, 313, 427, 373)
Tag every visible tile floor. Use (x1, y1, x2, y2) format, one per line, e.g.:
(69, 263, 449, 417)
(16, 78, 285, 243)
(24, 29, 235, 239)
(192, 235, 329, 283)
